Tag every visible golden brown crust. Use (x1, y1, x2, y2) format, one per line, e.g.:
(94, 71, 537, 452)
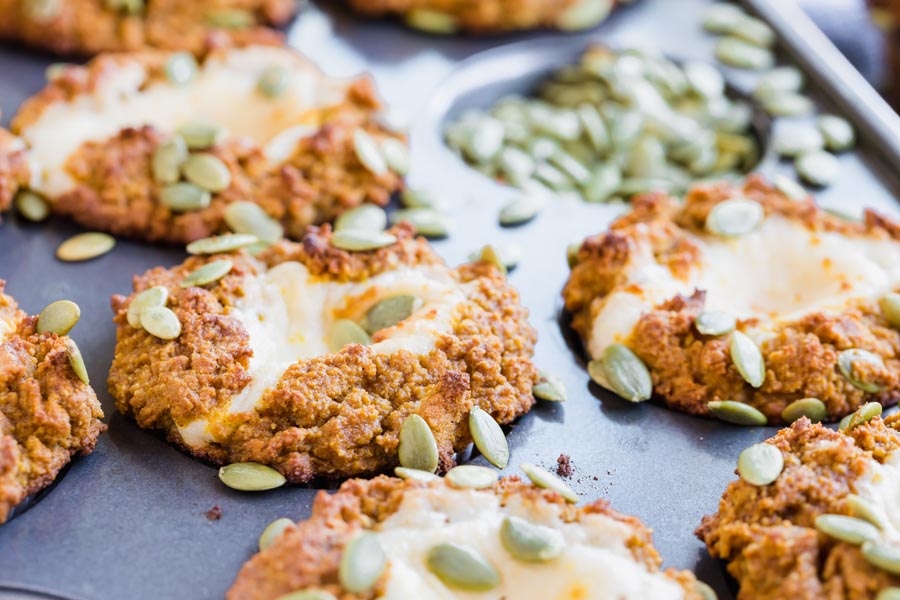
(0, 129, 30, 218)
(563, 176, 900, 423)
(697, 418, 900, 599)
(0, 0, 297, 56)
(108, 226, 538, 481)
(0, 281, 106, 524)
(227, 475, 700, 600)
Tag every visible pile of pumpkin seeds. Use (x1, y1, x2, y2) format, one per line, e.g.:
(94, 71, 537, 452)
(126, 285, 181, 341)
(34, 299, 91, 385)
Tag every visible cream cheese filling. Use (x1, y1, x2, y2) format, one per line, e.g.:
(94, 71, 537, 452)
(176, 261, 468, 447)
(853, 450, 900, 543)
(588, 215, 900, 359)
(20, 46, 349, 198)
(0, 315, 15, 344)
(374, 486, 685, 600)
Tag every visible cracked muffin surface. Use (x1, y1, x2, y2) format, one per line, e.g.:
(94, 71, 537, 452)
(108, 225, 537, 481)
(228, 475, 703, 599)
(563, 176, 900, 424)
(0, 282, 106, 524)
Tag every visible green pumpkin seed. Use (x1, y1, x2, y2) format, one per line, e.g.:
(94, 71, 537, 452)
(754, 66, 805, 100)
(847, 493, 887, 530)
(37, 300, 81, 335)
(182, 153, 232, 193)
(838, 350, 885, 393)
(326, 319, 370, 352)
(127, 286, 169, 328)
(25, 0, 61, 22)
(764, 93, 814, 118)
(186, 233, 258, 255)
(696, 311, 736, 336)
(577, 104, 610, 154)
(105, 0, 144, 14)
(706, 198, 764, 237)
(65, 338, 89, 384)
(533, 369, 567, 402)
(521, 463, 578, 503)
(466, 118, 505, 164)
(473, 245, 507, 276)
(596, 344, 652, 403)
(445, 465, 498, 490)
(684, 62, 725, 100)
(15, 191, 50, 222)
(773, 174, 809, 201)
(164, 52, 197, 85)
(567, 240, 582, 268)
(737, 443, 783, 486)
(361, 295, 420, 335)
(258, 65, 289, 98)
(882, 293, 900, 328)
(56, 232, 116, 262)
(394, 466, 440, 482)
(218, 462, 286, 491)
(818, 115, 855, 152)
(839, 413, 854, 431)
(259, 518, 293, 551)
(331, 229, 397, 252)
(774, 127, 824, 158)
(876, 587, 900, 600)
(401, 187, 447, 210)
(499, 194, 544, 227)
(275, 592, 337, 600)
(398, 414, 439, 473)
(469, 242, 521, 272)
(140, 306, 181, 340)
(45, 62, 67, 81)
(160, 183, 211, 212)
(353, 129, 388, 176)
(425, 543, 499, 591)
(815, 514, 880, 545)
(707, 400, 767, 426)
(863, 541, 900, 576)
(500, 515, 566, 563)
(733, 15, 776, 48)
(715, 37, 774, 70)
(176, 122, 225, 150)
(468, 407, 509, 469)
(557, 0, 613, 31)
(730, 331, 765, 387)
(405, 9, 459, 34)
(224, 201, 283, 244)
(181, 259, 232, 288)
(335, 204, 387, 233)
(795, 150, 839, 187)
(152, 136, 189, 184)
(339, 533, 387, 593)
(845, 402, 884, 431)
(703, 4, 746, 33)
(207, 8, 254, 28)
(390, 208, 451, 238)
(583, 165, 622, 204)
(694, 581, 719, 600)
(380, 138, 410, 175)
(781, 398, 827, 424)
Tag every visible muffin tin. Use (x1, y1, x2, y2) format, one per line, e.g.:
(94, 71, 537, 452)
(2, 0, 900, 598)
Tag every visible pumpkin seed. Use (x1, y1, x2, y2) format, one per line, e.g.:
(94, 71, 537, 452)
(499, 194, 543, 226)
(164, 52, 197, 85)
(737, 443, 783, 486)
(469, 243, 521, 272)
(468, 407, 509, 469)
(15, 191, 50, 222)
(781, 398, 827, 424)
(353, 129, 388, 176)
(45, 62, 67, 81)
(181, 259, 232, 288)
(696, 311, 736, 336)
(549, 151, 591, 185)
(401, 187, 447, 210)
(362, 295, 420, 334)
(182, 153, 232, 193)
(326, 319, 370, 352)
(390, 208, 451, 238)
(218, 462, 286, 491)
(105, 0, 143, 14)
(730, 331, 765, 388)
(764, 93, 814, 118)
(398, 414, 439, 473)
(706, 198, 764, 237)
(838, 350, 885, 393)
(127, 286, 169, 328)
(597, 344, 652, 402)
(207, 8, 254, 28)
(685, 62, 725, 99)
(258, 65, 288, 98)
(754, 66, 805, 100)
(467, 118, 505, 164)
(773, 174, 809, 201)
(186, 233, 258, 255)
(694, 581, 719, 600)
(557, 0, 613, 31)
(882, 293, 900, 328)
(275, 592, 336, 600)
(877, 587, 900, 600)
(567, 240, 582, 268)
(160, 183, 211, 212)
(259, 518, 293, 552)
(847, 493, 887, 530)
(394, 466, 440, 482)
(707, 400, 767, 426)
(63, 338, 89, 384)
(815, 514, 880, 545)
(335, 204, 387, 233)
(577, 104, 610, 153)
(774, 127, 824, 158)
(839, 413, 854, 431)
(152, 136, 189, 184)
(703, 4, 746, 33)
(521, 463, 579, 503)
(846, 402, 884, 430)
(445, 465, 498, 490)
(733, 15, 776, 48)
(331, 229, 397, 252)
(796, 150, 839, 187)
(426, 543, 499, 591)
(405, 9, 459, 34)
(533, 369, 567, 402)
(25, 0, 60, 22)
(864, 541, 900, 576)
(715, 37, 774, 70)
(37, 300, 81, 335)
(818, 115, 855, 152)
(472, 245, 507, 276)
(339, 534, 387, 593)
(56, 232, 116, 262)
(583, 165, 622, 203)
(176, 122, 225, 150)
(224, 201, 283, 244)
(140, 306, 181, 340)
(500, 515, 566, 563)
(380, 138, 410, 175)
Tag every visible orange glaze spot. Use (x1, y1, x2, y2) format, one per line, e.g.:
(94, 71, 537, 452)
(562, 583, 589, 600)
(822, 257, 833, 271)
(622, 283, 644, 295)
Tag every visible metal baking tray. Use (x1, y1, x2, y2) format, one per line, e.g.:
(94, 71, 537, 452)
(1, 0, 899, 598)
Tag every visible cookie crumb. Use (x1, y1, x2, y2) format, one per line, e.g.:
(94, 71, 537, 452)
(556, 454, 573, 477)
(205, 505, 223, 521)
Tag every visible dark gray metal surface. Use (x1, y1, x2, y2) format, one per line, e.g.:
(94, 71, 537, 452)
(1, 1, 899, 598)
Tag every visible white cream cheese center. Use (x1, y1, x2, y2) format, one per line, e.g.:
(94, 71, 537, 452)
(854, 450, 900, 543)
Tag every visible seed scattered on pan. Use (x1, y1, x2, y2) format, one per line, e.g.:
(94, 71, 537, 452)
(815, 514, 880, 545)
(176, 122, 225, 150)
(426, 543, 499, 591)
(401, 187, 447, 210)
(404, 8, 460, 34)
(715, 37, 774, 70)
(838, 349, 885, 393)
(181, 259, 232, 288)
(394, 466, 440, 482)
(258, 518, 293, 552)
(331, 229, 396, 252)
(754, 66, 805, 100)
(445, 465, 498, 490)
(326, 319, 370, 352)
(730, 331, 765, 388)
(737, 443, 783, 486)
(390, 208, 452, 238)
(843, 401, 883, 431)
(847, 493, 887, 530)
(335, 204, 387, 233)
(164, 52, 197, 85)
(864, 540, 900, 577)
(795, 150, 839, 187)
(763, 93, 814, 118)
(533, 369, 567, 402)
(258, 65, 288, 98)
(469, 406, 509, 469)
(15, 191, 50, 222)
(781, 398, 827, 424)
(56, 232, 116, 262)
(380, 138, 410, 176)
(597, 343, 652, 403)
(556, 0, 614, 31)
(37, 300, 81, 335)
(182, 153, 232, 193)
(140, 306, 181, 340)
(774, 127, 824, 158)
(160, 183, 211, 212)
(353, 129, 388, 176)
(473, 245, 507, 276)
(127, 285, 168, 328)
(695, 311, 736, 336)
(882, 293, 900, 328)
(218, 462, 286, 491)
(224, 201, 283, 244)
(398, 414, 439, 473)
(706, 198, 764, 237)
(818, 114, 856, 152)
(500, 515, 566, 563)
(707, 400, 767, 426)
(773, 173, 809, 201)
(499, 194, 544, 227)
(339, 533, 387, 593)
(276, 592, 337, 600)
(186, 233, 258, 255)
(521, 463, 578, 503)
(152, 137, 189, 184)
(362, 295, 420, 335)
(207, 8, 254, 28)
(65, 338, 89, 385)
